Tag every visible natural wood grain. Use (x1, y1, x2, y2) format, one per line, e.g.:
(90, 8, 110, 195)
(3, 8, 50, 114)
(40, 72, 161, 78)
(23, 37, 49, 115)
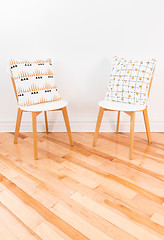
(0, 220, 18, 240)
(51, 202, 113, 240)
(143, 108, 152, 143)
(14, 107, 23, 144)
(62, 107, 73, 146)
(0, 204, 38, 240)
(71, 192, 163, 240)
(34, 221, 66, 240)
(116, 111, 120, 133)
(151, 212, 164, 227)
(32, 112, 38, 160)
(93, 107, 104, 146)
(129, 112, 135, 160)
(0, 132, 164, 240)
(44, 111, 48, 134)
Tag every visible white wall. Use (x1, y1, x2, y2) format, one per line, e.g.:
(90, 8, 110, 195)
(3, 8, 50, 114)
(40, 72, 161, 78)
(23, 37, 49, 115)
(0, 0, 164, 132)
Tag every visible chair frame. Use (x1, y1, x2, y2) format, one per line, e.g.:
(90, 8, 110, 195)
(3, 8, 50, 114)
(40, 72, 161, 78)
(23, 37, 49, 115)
(93, 76, 153, 160)
(11, 76, 73, 160)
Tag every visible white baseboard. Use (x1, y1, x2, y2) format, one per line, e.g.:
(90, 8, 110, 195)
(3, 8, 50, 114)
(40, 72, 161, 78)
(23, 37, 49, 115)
(0, 120, 163, 132)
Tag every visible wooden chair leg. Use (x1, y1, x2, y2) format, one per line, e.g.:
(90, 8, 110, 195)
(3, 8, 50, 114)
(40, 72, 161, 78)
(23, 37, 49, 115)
(93, 107, 104, 147)
(143, 108, 152, 144)
(44, 111, 48, 134)
(14, 108, 23, 144)
(129, 112, 135, 160)
(62, 107, 73, 146)
(32, 112, 38, 160)
(116, 111, 120, 134)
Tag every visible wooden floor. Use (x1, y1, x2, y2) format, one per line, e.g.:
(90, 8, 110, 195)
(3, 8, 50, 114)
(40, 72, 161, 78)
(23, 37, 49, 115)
(0, 132, 164, 240)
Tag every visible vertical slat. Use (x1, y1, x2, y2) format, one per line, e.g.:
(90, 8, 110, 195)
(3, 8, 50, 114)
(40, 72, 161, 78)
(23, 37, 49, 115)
(116, 111, 120, 134)
(14, 108, 23, 144)
(11, 77, 18, 103)
(62, 107, 73, 146)
(32, 112, 38, 160)
(93, 107, 104, 147)
(143, 108, 152, 143)
(44, 111, 48, 134)
(129, 112, 135, 160)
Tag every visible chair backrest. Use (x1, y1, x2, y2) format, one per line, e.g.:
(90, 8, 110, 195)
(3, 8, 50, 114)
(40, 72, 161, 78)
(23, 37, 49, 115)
(148, 76, 153, 98)
(9, 59, 61, 106)
(11, 75, 19, 103)
(105, 57, 156, 106)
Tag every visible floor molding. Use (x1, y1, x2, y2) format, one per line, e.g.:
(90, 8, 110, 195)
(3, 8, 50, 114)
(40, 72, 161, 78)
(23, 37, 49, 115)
(0, 120, 163, 132)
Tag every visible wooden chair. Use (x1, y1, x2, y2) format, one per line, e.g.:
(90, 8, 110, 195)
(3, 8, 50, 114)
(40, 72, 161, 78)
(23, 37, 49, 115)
(11, 76, 73, 160)
(93, 76, 153, 160)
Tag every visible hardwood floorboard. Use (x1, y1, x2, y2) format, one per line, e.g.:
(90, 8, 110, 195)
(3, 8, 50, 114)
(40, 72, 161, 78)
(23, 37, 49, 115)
(0, 132, 164, 239)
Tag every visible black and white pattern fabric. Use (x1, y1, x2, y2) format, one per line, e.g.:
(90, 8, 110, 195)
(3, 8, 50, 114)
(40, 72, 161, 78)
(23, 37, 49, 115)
(105, 57, 156, 106)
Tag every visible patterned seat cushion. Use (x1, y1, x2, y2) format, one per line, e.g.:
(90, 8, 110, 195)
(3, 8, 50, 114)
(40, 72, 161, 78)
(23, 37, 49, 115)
(9, 59, 61, 106)
(105, 57, 156, 106)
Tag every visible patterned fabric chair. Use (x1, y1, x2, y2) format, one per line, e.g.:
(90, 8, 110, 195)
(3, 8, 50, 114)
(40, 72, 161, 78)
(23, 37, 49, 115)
(93, 57, 156, 159)
(9, 58, 73, 160)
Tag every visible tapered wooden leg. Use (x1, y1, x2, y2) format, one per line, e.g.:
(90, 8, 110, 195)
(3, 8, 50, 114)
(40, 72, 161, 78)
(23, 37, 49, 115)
(44, 111, 48, 134)
(62, 107, 73, 146)
(129, 112, 135, 160)
(32, 112, 38, 160)
(116, 111, 120, 134)
(93, 107, 104, 147)
(14, 108, 23, 144)
(143, 108, 152, 144)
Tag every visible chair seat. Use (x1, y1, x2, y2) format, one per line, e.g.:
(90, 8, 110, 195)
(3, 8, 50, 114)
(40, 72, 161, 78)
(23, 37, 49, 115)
(99, 100, 146, 112)
(19, 99, 67, 112)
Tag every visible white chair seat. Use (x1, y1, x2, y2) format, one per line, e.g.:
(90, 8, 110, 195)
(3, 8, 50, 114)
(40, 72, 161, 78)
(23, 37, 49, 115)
(99, 100, 146, 112)
(19, 99, 67, 112)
